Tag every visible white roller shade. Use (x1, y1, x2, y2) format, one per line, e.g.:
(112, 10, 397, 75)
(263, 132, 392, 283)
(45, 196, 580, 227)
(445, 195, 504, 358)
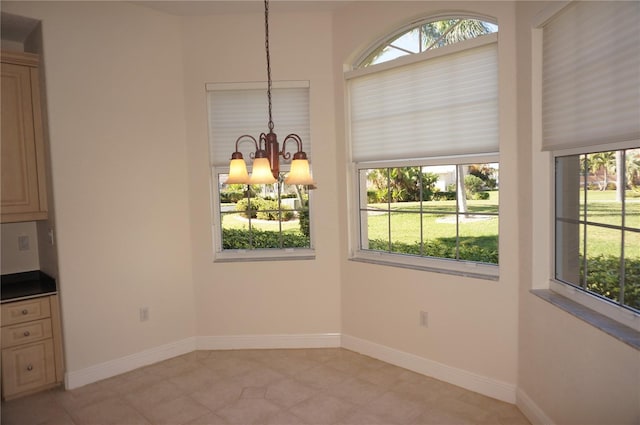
(542, 1, 640, 152)
(207, 82, 310, 166)
(348, 38, 498, 162)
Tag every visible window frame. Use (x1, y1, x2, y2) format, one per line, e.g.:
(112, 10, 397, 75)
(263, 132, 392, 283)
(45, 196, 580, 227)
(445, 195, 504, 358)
(532, 2, 640, 333)
(345, 23, 500, 279)
(548, 146, 640, 332)
(207, 81, 316, 263)
(350, 154, 499, 280)
(354, 14, 498, 69)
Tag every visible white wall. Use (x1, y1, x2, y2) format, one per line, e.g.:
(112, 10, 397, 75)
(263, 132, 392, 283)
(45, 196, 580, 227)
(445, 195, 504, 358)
(180, 9, 341, 339)
(2, 1, 196, 373)
(333, 1, 520, 396)
(2, 2, 637, 422)
(515, 2, 640, 424)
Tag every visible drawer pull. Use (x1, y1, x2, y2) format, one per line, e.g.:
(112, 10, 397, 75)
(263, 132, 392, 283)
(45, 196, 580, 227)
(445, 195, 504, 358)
(21, 309, 29, 315)
(23, 330, 31, 337)
(26, 364, 33, 371)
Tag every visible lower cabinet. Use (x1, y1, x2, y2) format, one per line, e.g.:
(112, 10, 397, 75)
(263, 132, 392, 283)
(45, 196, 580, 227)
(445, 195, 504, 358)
(2, 339, 56, 396)
(0, 295, 64, 400)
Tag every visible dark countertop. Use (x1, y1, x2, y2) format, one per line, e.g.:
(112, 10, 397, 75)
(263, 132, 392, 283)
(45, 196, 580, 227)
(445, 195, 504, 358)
(1, 270, 57, 303)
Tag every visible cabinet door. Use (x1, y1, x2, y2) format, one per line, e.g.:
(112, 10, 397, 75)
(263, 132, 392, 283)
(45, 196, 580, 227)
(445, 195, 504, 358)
(1, 297, 51, 326)
(1, 339, 55, 398)
(1, 62, 47, 221)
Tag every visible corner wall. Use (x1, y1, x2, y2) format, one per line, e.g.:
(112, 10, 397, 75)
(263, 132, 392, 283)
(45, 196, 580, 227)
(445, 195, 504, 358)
(515, 2, 640, 424)
(333, 1, 520, 401)
(180, 10, 342, 339)
(2, 1, 197, 376)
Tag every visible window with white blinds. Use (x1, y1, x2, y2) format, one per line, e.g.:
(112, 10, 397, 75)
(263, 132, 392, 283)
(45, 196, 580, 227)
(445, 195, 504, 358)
(207, 81, 310, 166)
(346, 23, 499, 278)
(347, 35, 498, 163)
(542, 1, 640, 152)
(206, 81, 314, 260)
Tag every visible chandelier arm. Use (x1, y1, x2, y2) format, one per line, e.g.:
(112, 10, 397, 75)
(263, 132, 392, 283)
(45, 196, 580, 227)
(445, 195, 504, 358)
(233, 135, 260, 156)
(280, 134, 304, 160)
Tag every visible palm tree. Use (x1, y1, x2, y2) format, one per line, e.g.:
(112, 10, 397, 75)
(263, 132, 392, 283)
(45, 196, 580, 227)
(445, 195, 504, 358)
(615, 150, 624, 202)
(626, 149, 640, 188)
(588, 151, 615, 191)
(421, 19, 494, 50)
(363, 19, 494, 67)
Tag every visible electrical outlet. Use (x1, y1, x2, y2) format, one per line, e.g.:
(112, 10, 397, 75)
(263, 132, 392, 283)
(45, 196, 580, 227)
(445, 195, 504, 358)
(420, 311, 429, 327)
(139, 307, 149, 322)
(18, 235, 30, 251)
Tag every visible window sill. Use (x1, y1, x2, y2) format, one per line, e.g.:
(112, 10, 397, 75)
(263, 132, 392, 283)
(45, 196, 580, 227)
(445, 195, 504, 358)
(531, 289, 640, 351)
(350, 252, 499, 281)
(214, 249, 315, 263)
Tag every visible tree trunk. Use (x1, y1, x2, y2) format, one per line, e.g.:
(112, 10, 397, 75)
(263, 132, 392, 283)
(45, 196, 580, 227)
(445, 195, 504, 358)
(616, 150, 624, 202)
(457, 165, 467, 214)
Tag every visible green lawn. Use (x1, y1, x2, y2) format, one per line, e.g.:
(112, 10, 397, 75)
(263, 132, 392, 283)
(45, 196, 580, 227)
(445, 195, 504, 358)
(363, 191, 499, 262)
(221, 211, 301, 233)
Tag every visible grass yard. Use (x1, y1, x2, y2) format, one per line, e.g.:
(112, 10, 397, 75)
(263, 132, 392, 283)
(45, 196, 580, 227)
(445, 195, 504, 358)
(363, 191, 499, 262)
(221, 211, 301, 233)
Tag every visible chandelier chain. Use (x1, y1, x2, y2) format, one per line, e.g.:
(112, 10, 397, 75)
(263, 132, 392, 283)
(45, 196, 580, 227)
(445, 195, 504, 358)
(264, 0, 274, 132)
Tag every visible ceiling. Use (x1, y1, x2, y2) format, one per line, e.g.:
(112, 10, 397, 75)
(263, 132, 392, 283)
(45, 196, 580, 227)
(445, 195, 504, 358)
(2, 1, 353, 43)
(134, 1, 353, 16)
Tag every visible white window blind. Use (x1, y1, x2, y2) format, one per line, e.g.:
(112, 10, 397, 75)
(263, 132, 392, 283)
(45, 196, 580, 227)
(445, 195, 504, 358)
(542, 1, 640, 152)
(348, 39, 498, 162)
(207, 82, 310, 167)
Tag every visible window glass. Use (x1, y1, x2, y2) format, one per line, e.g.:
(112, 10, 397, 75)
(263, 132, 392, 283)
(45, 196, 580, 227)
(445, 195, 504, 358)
(360, 18, 498, 67)
(358, 163, 499, 265)
(217, 172, 311, 251)
(208, 82, 313, 259)
(348, 16, 498, 275)
(555, 148, 640, 313)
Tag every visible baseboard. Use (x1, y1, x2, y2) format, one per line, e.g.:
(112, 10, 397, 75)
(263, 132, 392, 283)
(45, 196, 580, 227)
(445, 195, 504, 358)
(196, 333, 342, 350)
(64, 333, 340, 389)
(516, 388, 556, 425)
(64, 332, 520, 408)
(341, 334, 516, 404)
(65, 337, 197, 390)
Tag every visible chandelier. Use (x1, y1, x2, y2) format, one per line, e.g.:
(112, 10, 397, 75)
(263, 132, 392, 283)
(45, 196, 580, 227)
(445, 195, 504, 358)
(225, 0, 315, 186)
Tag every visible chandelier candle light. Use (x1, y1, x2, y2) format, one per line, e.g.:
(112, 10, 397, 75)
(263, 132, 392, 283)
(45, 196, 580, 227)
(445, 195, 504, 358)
(225, 0, 315, 186)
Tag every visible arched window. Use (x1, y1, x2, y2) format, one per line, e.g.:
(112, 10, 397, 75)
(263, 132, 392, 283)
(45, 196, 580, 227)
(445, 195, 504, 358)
(346, 16, 500, 279)
(358, 17, 498, 67)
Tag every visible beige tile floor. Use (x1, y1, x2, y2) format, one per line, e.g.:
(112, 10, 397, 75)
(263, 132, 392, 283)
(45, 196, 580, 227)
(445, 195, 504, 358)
(1, 348, 531, 425)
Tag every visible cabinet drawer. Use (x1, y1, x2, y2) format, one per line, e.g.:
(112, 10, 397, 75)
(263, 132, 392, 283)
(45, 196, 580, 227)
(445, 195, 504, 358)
(1, 339, 55, 398)
(1, 298, 50, 325)
(1, 319, 52, 348)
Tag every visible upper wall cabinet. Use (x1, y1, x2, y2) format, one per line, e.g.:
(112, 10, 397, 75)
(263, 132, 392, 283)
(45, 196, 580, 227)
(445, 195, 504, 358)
(1, 51, 48, 223)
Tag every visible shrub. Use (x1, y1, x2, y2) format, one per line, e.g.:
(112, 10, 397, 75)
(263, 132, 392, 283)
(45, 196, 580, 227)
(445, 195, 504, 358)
(222, 228, 309, 249)
(299, 200, 310, 237)
(464, 174, 484, 195)
(432, 191, 457, 201)
(255, 199, 294, 221)
(471, 192, 490, 200)
(582, 254, 640, 310)
(235, 198, 264, 218)
(236, 198, 295, 221)
(367, 239, 498, 264)
(220, 190, 245, 203)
